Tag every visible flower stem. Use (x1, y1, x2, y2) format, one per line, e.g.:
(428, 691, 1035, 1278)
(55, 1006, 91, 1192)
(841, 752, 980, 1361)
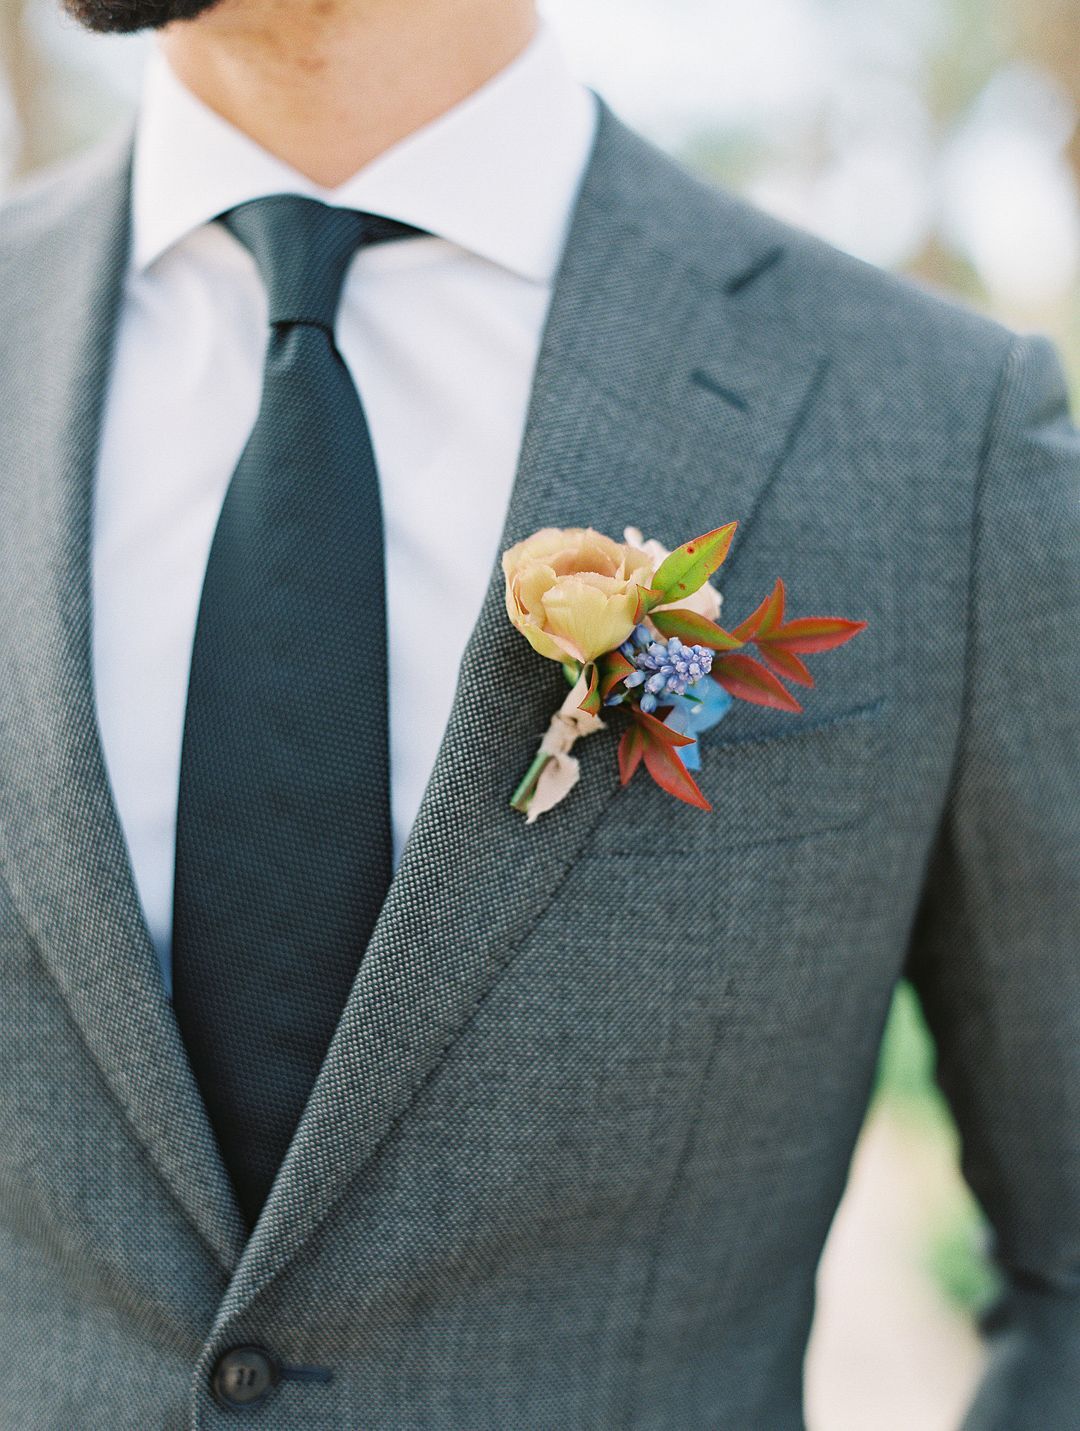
(510, 747, 551, 814)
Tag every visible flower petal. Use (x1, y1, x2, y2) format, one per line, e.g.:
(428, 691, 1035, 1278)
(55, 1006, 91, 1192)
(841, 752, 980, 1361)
(541, 577, 640, 664)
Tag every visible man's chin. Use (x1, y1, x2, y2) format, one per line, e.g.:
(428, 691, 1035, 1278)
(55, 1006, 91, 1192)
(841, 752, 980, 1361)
(61, 0, 222, 33)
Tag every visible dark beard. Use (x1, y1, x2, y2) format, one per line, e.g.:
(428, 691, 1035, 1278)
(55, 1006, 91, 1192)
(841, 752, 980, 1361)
(61, 0, 222, 33)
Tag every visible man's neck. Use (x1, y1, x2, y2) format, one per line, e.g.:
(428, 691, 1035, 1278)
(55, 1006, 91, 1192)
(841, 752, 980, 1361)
(158, 0, 539, 188)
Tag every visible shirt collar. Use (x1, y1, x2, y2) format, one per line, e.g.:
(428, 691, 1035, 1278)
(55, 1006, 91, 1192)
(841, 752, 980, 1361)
(131, 23, 598, 282)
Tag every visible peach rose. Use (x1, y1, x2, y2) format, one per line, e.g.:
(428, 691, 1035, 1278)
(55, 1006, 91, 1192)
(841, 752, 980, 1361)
(502, 527, 654, 665)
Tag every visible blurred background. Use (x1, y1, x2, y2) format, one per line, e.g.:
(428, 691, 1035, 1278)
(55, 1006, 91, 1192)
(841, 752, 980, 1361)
(1, 1, 1076, 1426)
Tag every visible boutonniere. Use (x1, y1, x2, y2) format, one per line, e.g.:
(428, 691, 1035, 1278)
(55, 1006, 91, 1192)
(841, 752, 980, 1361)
(504, 522, 866, 821)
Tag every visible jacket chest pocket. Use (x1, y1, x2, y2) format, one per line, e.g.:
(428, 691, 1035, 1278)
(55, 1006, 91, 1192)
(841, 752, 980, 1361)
(589, 696, 888, 856)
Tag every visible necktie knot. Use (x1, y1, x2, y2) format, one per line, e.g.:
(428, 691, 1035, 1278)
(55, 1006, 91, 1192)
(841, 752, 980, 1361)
(219, 194, 422, 331)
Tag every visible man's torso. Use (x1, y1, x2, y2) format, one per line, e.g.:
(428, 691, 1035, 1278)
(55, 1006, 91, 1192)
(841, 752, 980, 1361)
(0, 98, 1022, 1428)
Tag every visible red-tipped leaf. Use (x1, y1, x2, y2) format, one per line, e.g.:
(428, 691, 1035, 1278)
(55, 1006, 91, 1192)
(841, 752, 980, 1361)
(756, 643, 814, 688)
(757, 577, 786, 634)
(640, 729, 712, 810)
(730, 577, 785, 642)
(599, 650, 635, 701)
(712, 652, 803, 712)
(577, 662, 601, 715)
(765, 617, 867, 654)
(632, 706, 696, 747)
(618, 725, 645, 785)
(632, 584, 662, 625)
(649, 606, 743, 650)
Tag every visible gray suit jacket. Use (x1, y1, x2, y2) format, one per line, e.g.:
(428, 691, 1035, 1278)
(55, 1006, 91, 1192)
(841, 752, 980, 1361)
(0, 103, 1077, 1430)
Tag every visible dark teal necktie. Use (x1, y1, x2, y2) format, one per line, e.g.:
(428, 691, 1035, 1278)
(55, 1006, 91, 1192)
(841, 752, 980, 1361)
(171, 195, 422, 1228)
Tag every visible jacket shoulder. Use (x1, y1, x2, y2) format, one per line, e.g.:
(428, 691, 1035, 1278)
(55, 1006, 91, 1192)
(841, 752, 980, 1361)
(0, 125, 133, 264)
(589, 106, 1016, 384)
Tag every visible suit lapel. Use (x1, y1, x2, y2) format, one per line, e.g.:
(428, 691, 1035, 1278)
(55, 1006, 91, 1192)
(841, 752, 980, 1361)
(215, 104, 827, 1330)
(0, 132, 247, 1271)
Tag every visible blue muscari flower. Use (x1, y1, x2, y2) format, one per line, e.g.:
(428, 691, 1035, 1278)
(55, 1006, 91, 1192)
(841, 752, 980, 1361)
(610, 630, 717, 714)
(632, 635, 714, 699)
(620, 625, 654, 660)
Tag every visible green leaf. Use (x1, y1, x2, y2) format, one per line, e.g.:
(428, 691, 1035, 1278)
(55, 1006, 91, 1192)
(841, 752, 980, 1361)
(649, 606, 743, 650)
(649, 523, 737, 607)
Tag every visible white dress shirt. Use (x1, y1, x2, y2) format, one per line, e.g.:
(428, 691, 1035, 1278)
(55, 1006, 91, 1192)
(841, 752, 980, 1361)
(91, 28, 597, 991)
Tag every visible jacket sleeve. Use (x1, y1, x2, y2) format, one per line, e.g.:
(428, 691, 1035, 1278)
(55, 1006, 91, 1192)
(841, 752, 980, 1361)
(904, 332, 1080, 1430)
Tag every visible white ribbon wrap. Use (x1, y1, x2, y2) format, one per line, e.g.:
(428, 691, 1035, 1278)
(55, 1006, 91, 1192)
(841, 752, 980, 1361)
(525, 674, 606, 823)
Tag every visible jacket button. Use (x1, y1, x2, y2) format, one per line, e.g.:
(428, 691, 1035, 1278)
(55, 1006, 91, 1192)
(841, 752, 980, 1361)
(211, 1345, 280, 1408)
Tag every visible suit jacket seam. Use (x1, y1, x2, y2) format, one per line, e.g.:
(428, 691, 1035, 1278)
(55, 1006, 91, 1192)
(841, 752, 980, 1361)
(936, 334, 1025, 841)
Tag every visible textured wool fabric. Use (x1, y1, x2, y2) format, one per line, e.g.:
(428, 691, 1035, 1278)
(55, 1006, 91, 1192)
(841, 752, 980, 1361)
(172, 197, 421, 1229)
(0, 104, 1078, 1429)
